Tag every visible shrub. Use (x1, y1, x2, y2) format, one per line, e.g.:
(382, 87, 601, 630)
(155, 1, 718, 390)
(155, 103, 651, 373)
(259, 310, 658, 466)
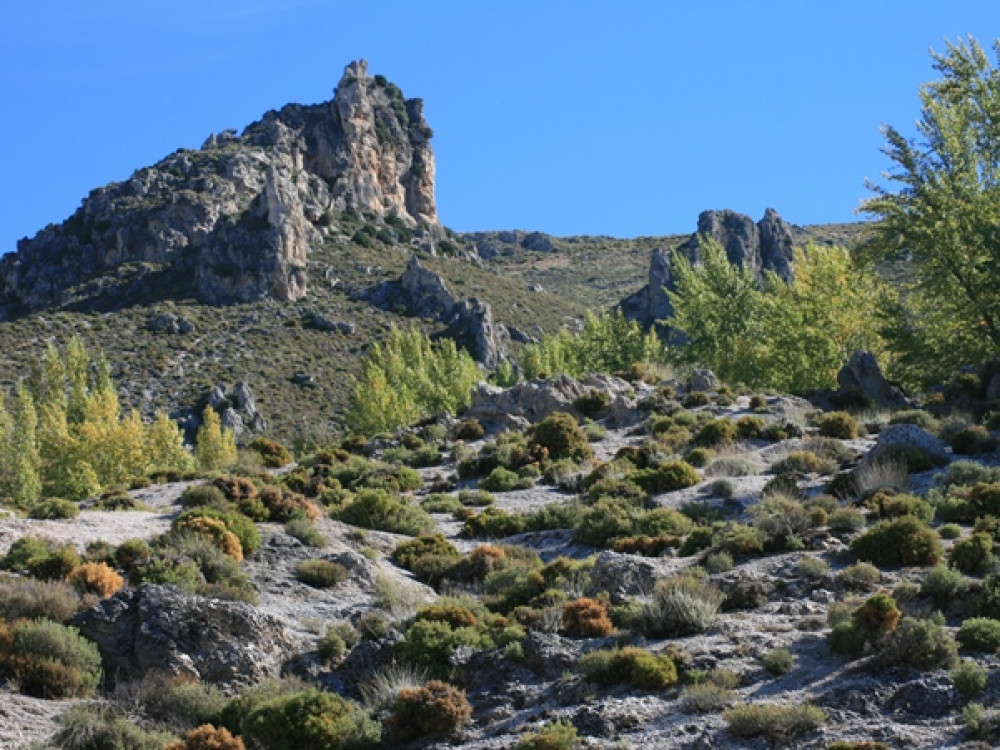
(828, 507, 865, 532)
(798, 556, 830, 580)
(867, 490, 934, 523)
(838, 562, 882, 591)
(561, 597, 613, 637)
(695, 419, 738, 447)
(774, 451, 824, 474)
(724, 702, 826, 742)
(949, 532, 996, 574)
(957, 617, 1000, 651)
(295, 559, 347, 588)
(528, 412, 593, 462)
(51, 703, 177, 749)
(852, 592, 902, 643)
(574, 389, 611, 418)
(634, 460, 701, 493)
(922, 565, 969, 607)
(285, 517, 327, 548)
(337, 489, 435, 536)
(953, 659, 988, 698)
(244, 689, 380, 750)
(139, 675, 230, 734)
(684, 391, 711, 407)
(318, 622, 360, 664)
(705, 457, 758, 477)
(517, 720, 581, 750)
(66, 562, 124, 598)
(421, 493, 463, 513)
(818, 412, 858, 439)
(28, 498, 80, 520)
(938, 523, 963, 539)
(0, 577, 80, 623)
(454, 419, 485, 441)
(463, 507, 528, 539)
(736, 415, 766, 439)
(850, 516, 943, 567)
(247, 437, 293, 468)
(181, 484, 228, 509)
(481, 466, 533, 492)
(577, 646, 678, 690)
(828, 621, 866, 658)
(6, 619, 102, 698)
(684, 447, 714, 467)
(386, 680, 472, 742)
(165, 724, 246, 750)
(114, 538, 152, 570)
(874, 616, 958, 670)
(638, 575, 724, 637)
(760, 647, 796, 676)
(392, 534, 461, 585)
(397, 618, 492, 679)
(952, 425, 998, 455)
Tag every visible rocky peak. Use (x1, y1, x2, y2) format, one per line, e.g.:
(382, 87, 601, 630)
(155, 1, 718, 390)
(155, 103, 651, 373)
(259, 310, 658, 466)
(0, 60, 439, 318)
(621, 208, 795, 327)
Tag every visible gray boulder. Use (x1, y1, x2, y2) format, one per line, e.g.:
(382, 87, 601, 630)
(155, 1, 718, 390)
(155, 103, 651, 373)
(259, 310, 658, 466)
(147, 313, 194, 335)
(837, 351, 909, 409)
(73, 584, 294, 688)
(521, 231, 555, 252)
(689, 369, 720, 392)
(867, 424, 948, 465)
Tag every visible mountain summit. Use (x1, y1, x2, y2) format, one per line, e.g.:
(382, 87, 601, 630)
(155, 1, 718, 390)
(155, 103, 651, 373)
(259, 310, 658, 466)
(1, 60, 438, 317)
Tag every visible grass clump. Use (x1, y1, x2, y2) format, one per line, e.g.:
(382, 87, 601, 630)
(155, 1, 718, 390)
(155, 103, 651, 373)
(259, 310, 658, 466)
(294, 559, 348, 589)
(577, 646, 678, 690)
(818, 412, 858, 439)
(724, 702, 826, 742)
(637, 575, 724, 637)
(517, 720, 581, 750)
(285, 517, 327, 548)
(760, 647, 796, 676)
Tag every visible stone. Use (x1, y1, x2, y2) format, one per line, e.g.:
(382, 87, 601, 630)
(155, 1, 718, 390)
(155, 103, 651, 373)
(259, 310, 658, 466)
(73, 584, 294, 688)
(147, 312, 194, 334)
(588, 550, 680, 605)
(867, 423, 948, 464)
(0, 60, 440, 317)
(689, 369, 720, 392)
(521, 231, 554, 252)
(292, 372, 315, 386)
(221, 407, 245, 437)
(837, 350, 909, 409)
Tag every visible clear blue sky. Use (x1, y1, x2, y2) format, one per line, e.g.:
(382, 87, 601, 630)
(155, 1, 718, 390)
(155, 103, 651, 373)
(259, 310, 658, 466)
(1, 2, 997, 254)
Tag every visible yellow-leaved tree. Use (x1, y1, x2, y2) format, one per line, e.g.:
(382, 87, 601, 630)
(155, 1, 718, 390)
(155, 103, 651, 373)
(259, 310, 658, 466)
(195, 406, 238, 471)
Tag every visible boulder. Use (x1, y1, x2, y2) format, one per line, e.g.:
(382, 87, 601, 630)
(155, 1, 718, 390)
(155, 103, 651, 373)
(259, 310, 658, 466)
(867, 424, 948, 464)
(521, 231, 555, 252)
(689, 369, 720, 392)
(837, 351, 909, 409)
(73, 584, 294, 688)
(147, 313, 194, 335)
(589, 550, 682, 605)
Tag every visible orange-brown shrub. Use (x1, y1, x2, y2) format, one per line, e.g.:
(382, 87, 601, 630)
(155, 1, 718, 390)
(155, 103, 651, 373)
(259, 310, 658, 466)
(562, 597, 613, 637)
(67, 562, 124, 598)
(387, 680, 473, 742)
(213, 475, 258, 503)
(174, 516, 244, 562)
(165, 724, 246, 750)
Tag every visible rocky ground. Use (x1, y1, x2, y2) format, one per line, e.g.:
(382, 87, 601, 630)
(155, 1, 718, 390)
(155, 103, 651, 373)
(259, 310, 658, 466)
(1, 373, 997, 749)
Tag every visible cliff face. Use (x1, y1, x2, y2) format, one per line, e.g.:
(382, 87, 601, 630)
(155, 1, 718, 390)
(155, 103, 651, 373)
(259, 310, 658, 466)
(1, 60, 438, 317)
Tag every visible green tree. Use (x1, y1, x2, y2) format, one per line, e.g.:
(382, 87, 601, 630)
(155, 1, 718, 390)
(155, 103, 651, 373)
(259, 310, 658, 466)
(666, 236, 768, 386)
(346, 327, 481, 435)
(5, 384, 42, 506)
(195, 406, 238, 471)
(860, 36, 1000, 387)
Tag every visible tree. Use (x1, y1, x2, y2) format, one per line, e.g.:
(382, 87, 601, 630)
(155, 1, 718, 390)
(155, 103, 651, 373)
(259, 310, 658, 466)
(666, 236, 768, 386)
(195, 406, 238, 471)
(860, 36, 1000, 386)
(5, 384, 42, 506)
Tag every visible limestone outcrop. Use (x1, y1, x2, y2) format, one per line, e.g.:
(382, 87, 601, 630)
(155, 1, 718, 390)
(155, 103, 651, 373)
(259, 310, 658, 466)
(621, 208, 794, 326)
(1, 60, 439, 317)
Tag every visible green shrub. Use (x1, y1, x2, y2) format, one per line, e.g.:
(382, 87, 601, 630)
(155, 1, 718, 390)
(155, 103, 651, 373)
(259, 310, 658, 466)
(797, 556, 830, 580)
(952, 425, 998, 455)
(956, 617, 1000, 651)
(0, 577, 80, 623)
(392, 534, 461, 585)
(577, 646, 678, 690)
(921, 564, 968, 607)
(295, 559, 348, 588)
(318, 622, 360, 664)
(736, 415, 766, 439)
(760, 647, 796, 676)
(6, 619, 102, 698)
(386, 680, 472, 742)
(50, 704, 177, 750)
(850, 516, 943, 567)
(480, 466, 533, 492)
(818, 412, 858, 439)
(633, 460, 701, 493)
(953, 658, 988, 698)
(874, 616, 958, 670)
(28, 498, 80, 520)
(517, 719, 581, 750)
(724, 702, 826, 742)
(285, 517, 327, 548)
(867, 490, 934, 523)
(705, 457, 758, 477)
(463, 507, 528, 539)
(138, 674, 229, 734)
(244, 689, 380, 750)
(828, 621, 866, 658)
(573, 389, 611, 418)
(938, 523, 963, 539)
(851, 592, 901, 643)
(684, 447, 714, 467)
(638, 575, 724, 637)
(695, 419, 738, 447)
(949, 532, 995, 574)
(420, 493, 463, 513)
(181, 484, 228, 509)
(337, 489, 435, 536)
(774, 451, 825, 474)
(528, 412, 593, 462)
(890, 409, 939, 431)
(837, 562, 882, 591)
(397, 618, 492, 679)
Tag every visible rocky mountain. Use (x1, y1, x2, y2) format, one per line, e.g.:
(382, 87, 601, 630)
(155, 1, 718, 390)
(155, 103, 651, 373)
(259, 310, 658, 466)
(621, 207, 796, 327)
(0, 60, 438, 317)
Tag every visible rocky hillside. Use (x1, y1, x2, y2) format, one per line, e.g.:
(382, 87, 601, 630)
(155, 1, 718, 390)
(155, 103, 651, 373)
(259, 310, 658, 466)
(2, 370, 999, 748)
(2, 60, 438, 316)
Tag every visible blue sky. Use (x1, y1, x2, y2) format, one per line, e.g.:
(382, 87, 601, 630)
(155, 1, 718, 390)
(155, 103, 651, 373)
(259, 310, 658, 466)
(0, 2, 997, 253)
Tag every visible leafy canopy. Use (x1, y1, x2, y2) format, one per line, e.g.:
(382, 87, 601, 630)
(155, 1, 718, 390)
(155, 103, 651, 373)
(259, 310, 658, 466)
(860, 36, 1000, 387)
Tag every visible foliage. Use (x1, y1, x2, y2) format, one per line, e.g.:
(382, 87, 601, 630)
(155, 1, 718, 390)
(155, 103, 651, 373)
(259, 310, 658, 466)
(521, 309, 667, 380)
(528, 412, 593, 462)
(386, 680, 473, 742)
(953, 658, 988, 698)
(5, 619, 102, 698)
(66, 562, 124, 598)
(922, 564, 969, 607)
(0, 576, 80, 623)
(50, 703, 177, 750)
(723, 702, 826, 742)
(195, 406, 238, 471)
(346, 326, 481, 434)
(860, 37, 1000, 386)
(517, 720, 582, 750)
(244, 689, 380, 750)
(577, 646, 678, 690)
(336, 488, 435, 536)
(949, 532, 996, 573)
(760, 647, 797, 676)
(818, 412, 859, 439)
(295, 559, 348, 588)
(956, 617, 1000, 651)
(165, 725, 246, 750)
(850, 516, 943, 567)
(638, 575, 724, 637)
(28, 498, 79, 519)
(561, 597, 613, 637)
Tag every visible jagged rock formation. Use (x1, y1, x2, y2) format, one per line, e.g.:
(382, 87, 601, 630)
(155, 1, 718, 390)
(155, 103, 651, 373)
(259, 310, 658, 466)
(621, 208, 794, 326)
(73, 583, 294, 688)
(837, 350, 910, 409)
(365, 256, 507, 368)
(0, 60, 438, 317)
